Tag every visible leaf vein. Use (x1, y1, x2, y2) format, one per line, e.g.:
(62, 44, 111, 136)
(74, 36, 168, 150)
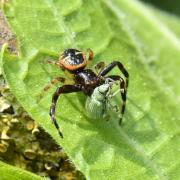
(44, 0, 78, 48)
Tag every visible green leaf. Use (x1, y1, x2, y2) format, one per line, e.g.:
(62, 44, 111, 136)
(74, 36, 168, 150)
(1, 0, 180, 179)
(0, 161, 42, 180)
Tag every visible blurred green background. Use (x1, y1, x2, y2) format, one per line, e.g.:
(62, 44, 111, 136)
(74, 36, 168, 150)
(141, 0, 180, 16)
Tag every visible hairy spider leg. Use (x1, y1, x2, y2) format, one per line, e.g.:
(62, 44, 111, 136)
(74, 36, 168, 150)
(94, 61, 105, 74)
(86, 48, 94, 68)
(101, 64, 128, 125)
(45, 59, 60, 66)
(99, 61, 129, 90)
(37, 77, 68, 103)
(119, 79, 127, 124)
(87, 48, 94, 61)
(50, 85, 81, 138)
(44, 77, 66, 91)
(106, 75, 127, 124)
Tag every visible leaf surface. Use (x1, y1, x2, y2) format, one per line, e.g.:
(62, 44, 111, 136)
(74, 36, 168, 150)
(0, 161, 42, 180)
(1, 0, 180, 179)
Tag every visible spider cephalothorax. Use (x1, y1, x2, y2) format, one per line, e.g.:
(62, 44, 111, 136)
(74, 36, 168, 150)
(59, 49, 87, 71)
(45, 48, 129, 138)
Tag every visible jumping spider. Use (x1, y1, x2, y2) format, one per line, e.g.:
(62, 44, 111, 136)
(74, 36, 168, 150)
(45, 48, 129, 138)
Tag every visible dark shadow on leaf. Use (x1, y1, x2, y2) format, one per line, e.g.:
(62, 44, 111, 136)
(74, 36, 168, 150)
(123, 98, 159, 143)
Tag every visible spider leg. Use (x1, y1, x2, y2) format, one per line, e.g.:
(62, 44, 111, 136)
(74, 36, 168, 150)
(50, 84, 81, 138)
(99, 61, 129, 89)
(44, 77, 66, 91)
(106, 75, 127, 125)
(37, 77, 69, 103)
(87, 48, 94, 61)
(45, 59, 60, 67)
(94, 61, 105, 74)
(86, 48, 94, 68)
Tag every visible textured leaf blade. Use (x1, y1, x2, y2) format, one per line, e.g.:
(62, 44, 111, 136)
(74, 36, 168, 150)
(1, 0, 180, 179)
(111, 0, 180, 102)
(0, 161, 42, 180)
